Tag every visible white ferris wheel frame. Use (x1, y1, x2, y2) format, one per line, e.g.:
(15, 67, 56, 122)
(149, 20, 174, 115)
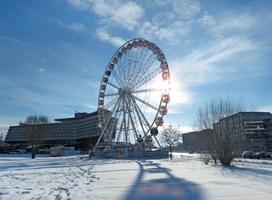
(95, 38, 170, 148)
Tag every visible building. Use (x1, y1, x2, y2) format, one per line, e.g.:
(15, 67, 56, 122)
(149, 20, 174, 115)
(182, 112, 272, 153)
(182, 129, 213, 153)
(214, 112, 272, 152)
(5, 111, 101, 150)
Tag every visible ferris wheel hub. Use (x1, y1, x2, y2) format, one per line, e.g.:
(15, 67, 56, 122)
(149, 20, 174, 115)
(118, 87, 131, 96)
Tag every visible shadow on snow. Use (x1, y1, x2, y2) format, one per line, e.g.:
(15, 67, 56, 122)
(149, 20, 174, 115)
(124, 160, 204, 200)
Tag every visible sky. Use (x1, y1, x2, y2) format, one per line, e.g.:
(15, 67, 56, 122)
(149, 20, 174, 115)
(0, 0, 272, 136)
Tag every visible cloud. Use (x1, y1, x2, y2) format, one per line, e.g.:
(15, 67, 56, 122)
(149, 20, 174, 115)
(49, 18, 90, 34)
(138, 0, 200, 44)
(0, 72, 98, 116)
(89, 0, 144, 30)
(112, 1, 143, 30)
(138, 20, 190, 44)
(66, 0, 199, 45)
(66, 0, 143, 45)
(0, 35, 56, 54)
(204, 13, 256, 38)
(67, 22, 90, 33)
(152, 0, 201, 18)
(67, 0, 143, 31)
(67, 0, 91, 10)
(38, 68, 45, 72)
(172, 0, 200, 19)
(170, 36, 259, 85)
(198, 14, 215, 27)
(96, 28, 126, 47)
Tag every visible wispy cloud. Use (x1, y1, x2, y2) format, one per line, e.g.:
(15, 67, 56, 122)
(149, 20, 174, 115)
(69, 0, 143, 30)
(96, 27, 126, 47)
(171, 36, 260, 85)
(0, 71, 98, 117)
(49, 18, 91, 34)
(0, 35, 56, 54)
(67, 22, 90, 33)
(66, 0, 200, 45)
(38, 68, 45, 72)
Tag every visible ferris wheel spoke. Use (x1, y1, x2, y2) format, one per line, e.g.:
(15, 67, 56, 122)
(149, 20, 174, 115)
(131, 99, 148, 135)
(129, 47, 144, 84)
(106, 97, 123, 142)
(127, 48, 149, 88)
(133, 66, 162, 89)
(107, 82, 120, 90)
(104, 97, 121, 124)
(104, 93, 119, 97)
(124, 98, 140, 141)
(130, 102, 142, 138)
(104, 96, 119, 110)
(131, 97, 151, 131)
(131, 94, 157, 111)
(131, 88, 162, 93)
(95, 96, 121, 146)
(115, 104, 125, 142)
(122, 98, 128, 143)
(119, 56, 127, 86)
(126, 109, 130, 143)
(133, 56, 158, 85)
(152, 135, 162, 149)
(112, 70, 124, 87)
(129, 52, 154, 88)
(141, 54, 157, 71)
(137, 51, 156, 73)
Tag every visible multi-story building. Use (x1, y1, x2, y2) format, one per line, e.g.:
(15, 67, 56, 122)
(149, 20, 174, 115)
(5, 111, 101, 150)
(182, 129, 213, 152)
(182, 112, 272, 153)
(213, 112, 272, 152)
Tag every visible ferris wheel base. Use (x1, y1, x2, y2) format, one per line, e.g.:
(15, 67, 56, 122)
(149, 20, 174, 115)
(93, 144, 169, 159)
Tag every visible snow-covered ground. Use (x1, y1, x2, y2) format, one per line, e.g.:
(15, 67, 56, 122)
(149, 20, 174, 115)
(0, 153, 271, 200)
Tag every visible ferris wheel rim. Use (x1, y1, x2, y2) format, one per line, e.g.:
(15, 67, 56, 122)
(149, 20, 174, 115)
(97, 38, 170, 145)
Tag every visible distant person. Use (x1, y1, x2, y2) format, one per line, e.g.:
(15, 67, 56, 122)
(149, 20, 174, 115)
(169, 153, 173, 160)
(89, 147, 95, 159)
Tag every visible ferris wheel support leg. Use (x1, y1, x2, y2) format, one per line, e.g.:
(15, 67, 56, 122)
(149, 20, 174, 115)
(92, 129, 105, 153)
(152, 135, 163, 150)
(93, 97, 121, 153)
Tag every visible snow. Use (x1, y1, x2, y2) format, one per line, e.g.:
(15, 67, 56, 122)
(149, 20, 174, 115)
(0, 153, 272, 200)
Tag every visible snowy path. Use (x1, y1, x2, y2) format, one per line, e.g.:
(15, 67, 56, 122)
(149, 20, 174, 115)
(0, 154, 272, 200)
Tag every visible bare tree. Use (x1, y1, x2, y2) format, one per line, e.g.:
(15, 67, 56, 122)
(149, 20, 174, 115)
(25, 115, 49, 159)
(200, 129, 218, 165)
(195, 98, 245, 166)
(25, 115, 48, 125)
(0, 133, 3, 142)
(161, 125, 182, 159)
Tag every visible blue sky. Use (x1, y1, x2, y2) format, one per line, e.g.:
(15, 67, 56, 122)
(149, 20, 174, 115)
(0, 0, 272, 135)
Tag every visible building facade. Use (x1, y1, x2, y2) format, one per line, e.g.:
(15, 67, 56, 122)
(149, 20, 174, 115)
(5, 111, 101, 150)
(214, 112, 272, 152)
(182, 112, 272, 153)
(182, 129, 213, 153)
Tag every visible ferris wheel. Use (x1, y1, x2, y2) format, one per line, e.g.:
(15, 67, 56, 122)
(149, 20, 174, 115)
(96, 38, 170, 148)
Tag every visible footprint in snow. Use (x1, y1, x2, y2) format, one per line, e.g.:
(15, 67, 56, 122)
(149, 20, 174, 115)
(21, 191, 30, 194)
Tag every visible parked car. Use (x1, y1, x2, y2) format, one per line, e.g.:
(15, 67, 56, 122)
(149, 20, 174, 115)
(255, 151, 272, 159)
(242, 151, 258, 159)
